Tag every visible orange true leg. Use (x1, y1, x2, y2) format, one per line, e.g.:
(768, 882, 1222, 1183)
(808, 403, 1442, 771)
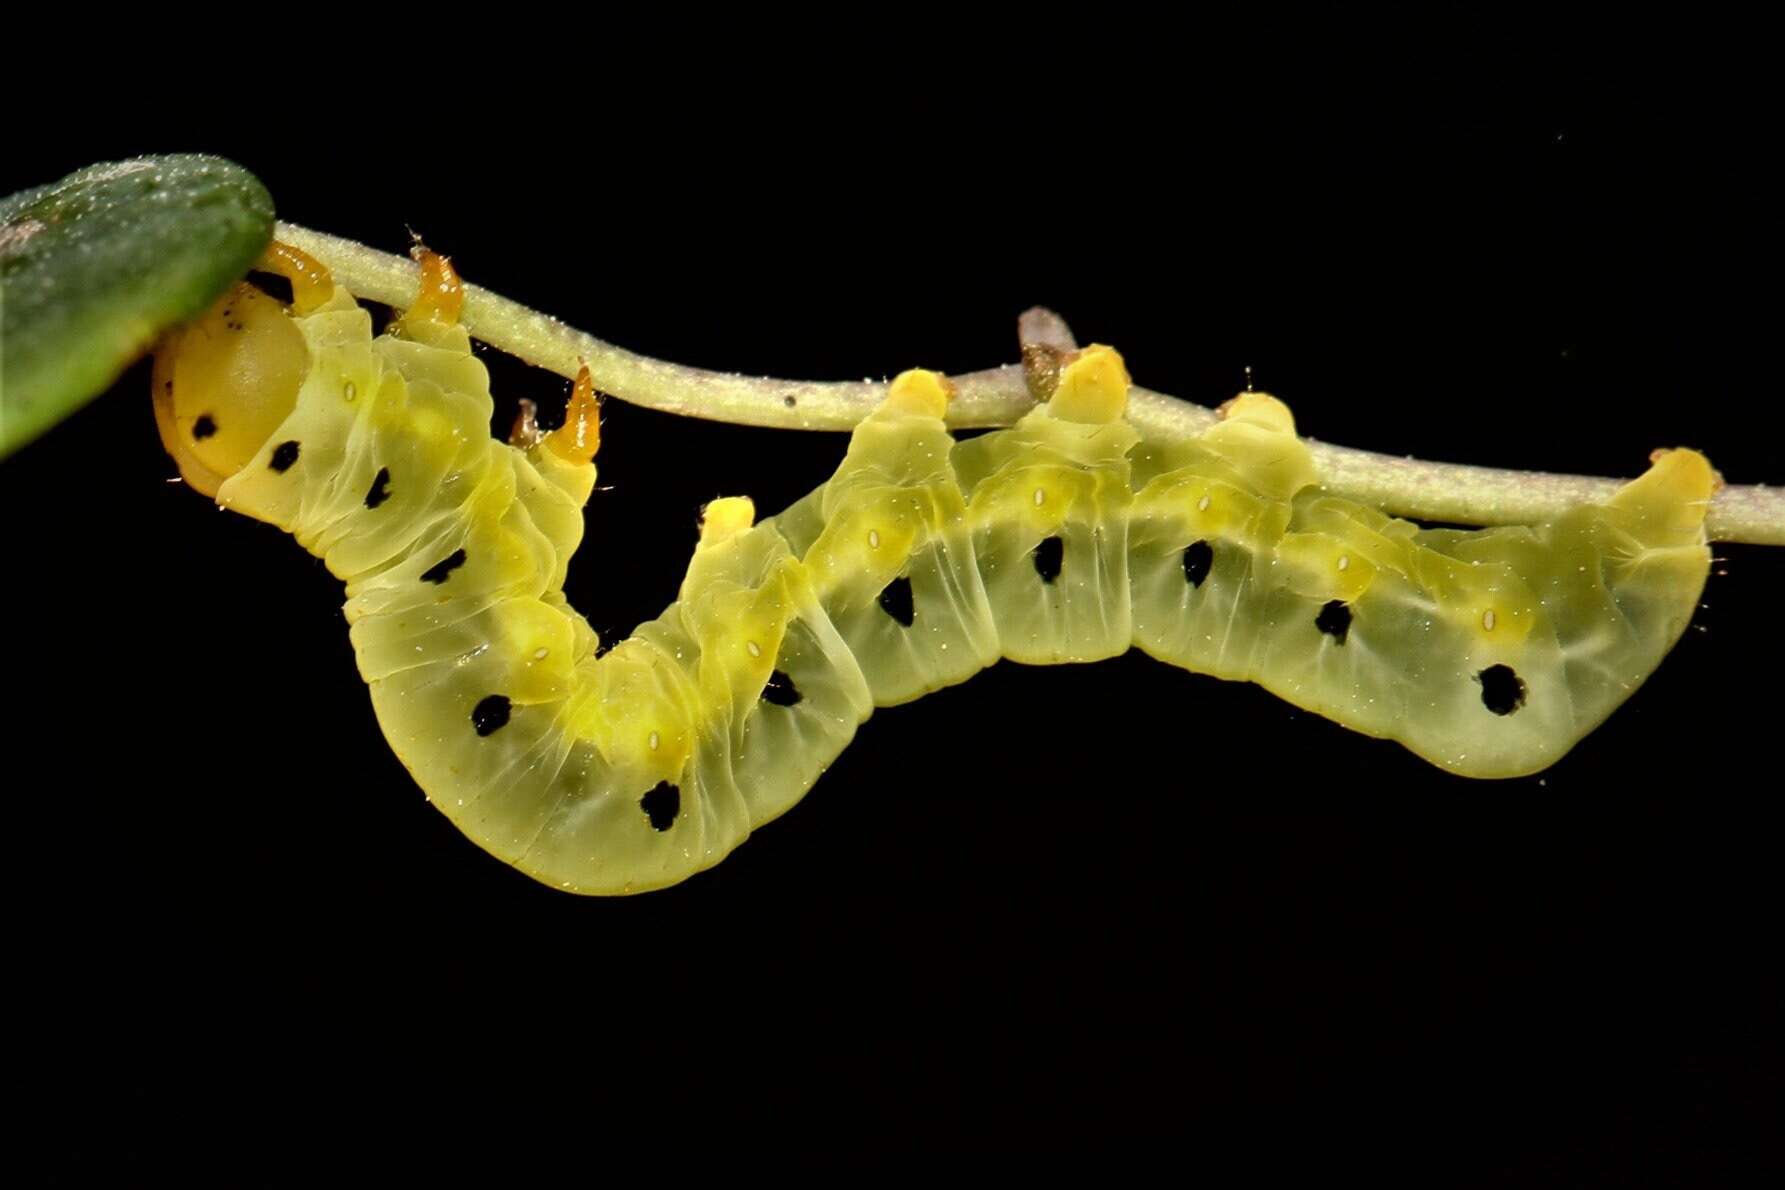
(396, 244, 465, 331)
(255, 241, 333, 315)
(547, 364, 601, 463)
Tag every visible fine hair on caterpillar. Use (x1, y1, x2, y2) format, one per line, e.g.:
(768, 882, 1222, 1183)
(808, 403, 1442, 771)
(151, 238, 1721, 895)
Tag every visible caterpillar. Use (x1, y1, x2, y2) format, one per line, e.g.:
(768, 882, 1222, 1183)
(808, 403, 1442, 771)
(151, 241, 1718, 894)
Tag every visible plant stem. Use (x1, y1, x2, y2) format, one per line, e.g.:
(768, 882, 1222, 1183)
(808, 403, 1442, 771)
(275, 222, 1784, 546)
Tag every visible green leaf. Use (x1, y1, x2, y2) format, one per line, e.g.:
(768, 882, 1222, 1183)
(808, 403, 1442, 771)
(0, 154, 274, 458)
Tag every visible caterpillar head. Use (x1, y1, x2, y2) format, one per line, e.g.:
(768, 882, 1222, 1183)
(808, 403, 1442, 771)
(151, 243, 328, 497)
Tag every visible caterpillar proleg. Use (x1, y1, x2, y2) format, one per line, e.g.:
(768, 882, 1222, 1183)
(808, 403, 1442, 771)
(152, 242, 1717, 894)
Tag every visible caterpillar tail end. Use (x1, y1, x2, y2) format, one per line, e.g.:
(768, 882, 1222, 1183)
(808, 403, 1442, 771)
(1614, 447, 1722, 546)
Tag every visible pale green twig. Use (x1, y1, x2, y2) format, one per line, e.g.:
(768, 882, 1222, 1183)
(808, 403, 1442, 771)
(275, 222, 1784, 546)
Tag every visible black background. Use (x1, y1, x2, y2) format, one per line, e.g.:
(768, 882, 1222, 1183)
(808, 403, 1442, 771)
(7, 29, 1781, 1175)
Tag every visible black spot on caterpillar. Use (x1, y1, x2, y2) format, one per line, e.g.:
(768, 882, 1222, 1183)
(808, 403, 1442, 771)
(419, 548, 467, 585)
(268, 440, 300, 472)
(1182, 540, 1213, 588)
(1477, 665, 1526, 716)
(762, 670, 803, 707)
(471, 694, 511, 737)
(639, 782, 681, 832)
(148, 242, 1724, 895)
(364, 467, 391, 509)
(1315, 600, 1352, 645)
(877, 575, 916, 627)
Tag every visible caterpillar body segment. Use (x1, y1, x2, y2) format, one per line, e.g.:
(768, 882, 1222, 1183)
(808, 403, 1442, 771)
(951, 346, 1141, 666)
(153, 244, 1714, 893)
(780, 369, 1000, 707)
(682, 502, 874, 828)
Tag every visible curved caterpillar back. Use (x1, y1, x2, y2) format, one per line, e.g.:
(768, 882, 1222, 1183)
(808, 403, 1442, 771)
(152, 245, 1716, 893)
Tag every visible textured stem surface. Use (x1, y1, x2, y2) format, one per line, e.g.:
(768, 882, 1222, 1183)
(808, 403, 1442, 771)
(275, 222, 1785, 546)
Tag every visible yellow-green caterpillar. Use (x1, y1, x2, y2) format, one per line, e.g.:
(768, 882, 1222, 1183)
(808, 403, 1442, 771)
(151, 242, 1716, 894)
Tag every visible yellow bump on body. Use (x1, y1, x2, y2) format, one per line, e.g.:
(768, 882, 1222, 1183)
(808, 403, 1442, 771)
(1201, 390, 1318, 501)
(698, 496, 757, 549)
(255, 240, 333, 315)
(547, 365, 602, 464)
(1050, 344, 1131, 424)
(1483, 609, 1497, 632)
(1216, 390, 1298, 435)
(395, 245, 465, 332)
(885, 368, 954, 418)
(1034, 488, 1046, 507)
(868, 529, 880, 549)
